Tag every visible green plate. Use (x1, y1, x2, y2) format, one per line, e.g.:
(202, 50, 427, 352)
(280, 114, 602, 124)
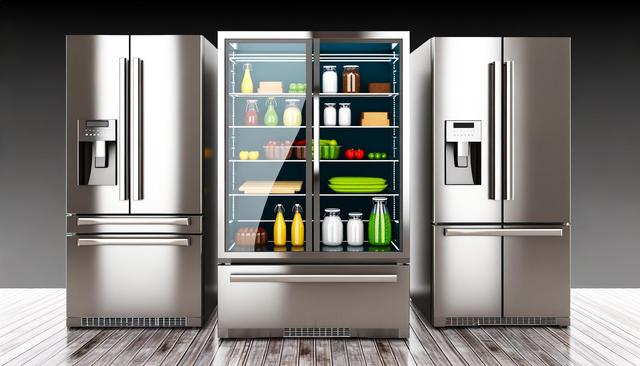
(328, 177, 387, 185)
(328, 184, 388, 193)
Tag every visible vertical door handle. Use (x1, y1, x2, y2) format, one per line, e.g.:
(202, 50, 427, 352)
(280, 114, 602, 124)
(489, 62, 501, 200)
(118, 57, 129, 201)
(131, 58, 143, 201)
(504, 60, 515, 201)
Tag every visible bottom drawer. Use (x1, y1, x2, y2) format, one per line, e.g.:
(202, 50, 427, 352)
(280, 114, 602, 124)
(67, 235, 202, 326)
(218, 265, 409, 338)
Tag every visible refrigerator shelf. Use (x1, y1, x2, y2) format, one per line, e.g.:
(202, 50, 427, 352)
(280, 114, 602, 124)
(228, 93, 306, 98)
(319, 125, 399, 129)
(229, 193, 306, 197)
(231, 219, 308, 223)
(229, 160, 306, 163)
(319, 92, 398, 98)
(228, 125, 306, 129)
(320, 159, 399, 163)
(320, 193, 399, 197)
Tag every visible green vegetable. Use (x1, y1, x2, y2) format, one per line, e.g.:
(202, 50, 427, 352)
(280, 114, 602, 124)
(368, 152, 375, 159)
(380, 152, 388, 159)
(374, 152, 382, 159)
(328, 139, 338, 146)
(328, 177, 387, 185)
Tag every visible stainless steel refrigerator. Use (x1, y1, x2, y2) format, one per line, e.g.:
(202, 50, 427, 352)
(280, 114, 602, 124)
(410, 37, 571, 327)
(216, 31, 410, 338)
(66, 35, 217, 327)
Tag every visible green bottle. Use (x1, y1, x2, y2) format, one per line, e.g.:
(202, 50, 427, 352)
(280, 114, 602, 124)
(264, 97, 279, 126)
(368, 197, 392, 245)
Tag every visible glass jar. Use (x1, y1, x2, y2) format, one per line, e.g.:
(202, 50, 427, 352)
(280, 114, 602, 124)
(283, 99, 302, 126)
(323, 103, 337, 126)
(322, 208, 343, 246)
(241, 63, 253, 93)
(263, 97, 279, 126)
(368, 197, 392, 245)
(338, 103, 351, 126)
(322, 65, 338, 93)
(244, 99, 259, 126)
(347, 212, 364, 246)
(342, 65, 360, 93)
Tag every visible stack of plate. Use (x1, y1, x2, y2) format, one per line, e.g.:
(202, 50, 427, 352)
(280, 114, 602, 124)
(328, 177, 388, 193)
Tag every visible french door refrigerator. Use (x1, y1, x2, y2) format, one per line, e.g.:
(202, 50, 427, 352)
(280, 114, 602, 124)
(410, 37, 571, 327)
(217, 31, 410, 338)
(66, 35, 217, 327)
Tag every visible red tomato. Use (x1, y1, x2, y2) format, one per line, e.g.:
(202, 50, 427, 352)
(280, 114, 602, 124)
(354, 149, 365, 160)
(345, 148, 356, 160)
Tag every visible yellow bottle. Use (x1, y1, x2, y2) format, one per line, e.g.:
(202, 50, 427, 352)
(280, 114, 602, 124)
(241, 63, 253, 93)
(274, 203, 287, 246)
(291, 204, 304, 246)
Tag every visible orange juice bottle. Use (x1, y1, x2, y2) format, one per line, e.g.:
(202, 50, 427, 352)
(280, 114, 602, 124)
(291, 204, 304, 246)
(273, 204, 287, 246)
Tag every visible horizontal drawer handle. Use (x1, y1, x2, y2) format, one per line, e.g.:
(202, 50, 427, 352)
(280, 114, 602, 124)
(77, 238, 190, 247)
(77, 217, 190, 226)
(444, 228, 563, 237)
(230, 274, 397, 283)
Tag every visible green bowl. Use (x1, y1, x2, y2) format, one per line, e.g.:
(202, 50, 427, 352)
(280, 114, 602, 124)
(320, 145, 341, 159)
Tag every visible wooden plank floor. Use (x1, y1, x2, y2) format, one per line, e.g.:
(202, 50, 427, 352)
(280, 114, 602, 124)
(1, 289, 640, 365)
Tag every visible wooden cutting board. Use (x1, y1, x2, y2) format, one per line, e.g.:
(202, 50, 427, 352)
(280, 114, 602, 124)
(239, 181, 303, 194)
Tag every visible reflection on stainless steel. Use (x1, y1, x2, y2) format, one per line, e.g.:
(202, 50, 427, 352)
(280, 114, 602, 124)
(217, 31, 410, 338)
(410, 37, 571, 328)
(66, 35, 217, 328)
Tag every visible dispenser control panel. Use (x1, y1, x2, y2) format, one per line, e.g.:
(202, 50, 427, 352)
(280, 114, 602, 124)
(445, 120, 481, 142)
(78, 119, 116, 142)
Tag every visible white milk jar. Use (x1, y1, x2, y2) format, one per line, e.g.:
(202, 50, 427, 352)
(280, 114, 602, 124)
(347, 212, 364, 246)
(338, 103, 351, 126)
(322, 65, 338, 93)
(322, 208, 343, 245)
(323, 103, 337, 126)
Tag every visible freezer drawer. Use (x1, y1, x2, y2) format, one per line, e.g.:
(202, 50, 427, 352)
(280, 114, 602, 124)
(67, 234, 202, 326)
(433, 225, 502, 324)
(503, 225, 570, 318)
(217, 265, 409, 338)
(67, 215, 202, 234)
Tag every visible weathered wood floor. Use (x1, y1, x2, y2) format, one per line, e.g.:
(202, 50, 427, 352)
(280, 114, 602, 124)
(1, 289, 640, 365)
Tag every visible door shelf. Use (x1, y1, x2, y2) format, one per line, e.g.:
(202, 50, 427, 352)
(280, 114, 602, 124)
(320, 159, 399, 163)
(319, 126, 399, 129)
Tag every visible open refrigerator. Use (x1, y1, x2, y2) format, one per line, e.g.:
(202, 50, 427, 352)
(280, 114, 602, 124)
(216, 32, 410, 338)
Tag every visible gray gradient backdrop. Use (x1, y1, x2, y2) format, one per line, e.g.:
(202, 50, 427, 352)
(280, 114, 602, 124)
(1, 3, 638, 287)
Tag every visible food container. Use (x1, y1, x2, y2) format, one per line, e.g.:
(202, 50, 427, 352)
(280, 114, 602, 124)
(342, 65, 361, 93)
(263, 144, 292, 160)
(338, 103, 351, 126)
(291, 146, 307, 160)
(322, 65, 338, 93)
(319, 145, 341, 160)
(361, 112, 390, 126)
(257, 81, 284, 93)
(368, 82, 391, 93)
(323, 103, 337, 126)
(234, 227, 268, 247)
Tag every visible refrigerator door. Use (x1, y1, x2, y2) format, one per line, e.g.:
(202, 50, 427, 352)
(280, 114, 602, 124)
(129, 35, 202, 214)
(503, 225, 570, 318)
(433, 38, 502, 223)
(67, 35, 130, 214)
(502, 38, 571, 223)
(67, 234, 202, 325)
(432, 225, 502, 326)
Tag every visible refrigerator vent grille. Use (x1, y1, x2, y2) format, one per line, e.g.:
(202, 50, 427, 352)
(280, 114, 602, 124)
(445, 317, 558, 326)
(80, 317, 187, 327)
(284, 327, 350, 338)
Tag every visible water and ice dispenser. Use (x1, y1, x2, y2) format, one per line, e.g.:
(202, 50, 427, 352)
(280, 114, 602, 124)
(78, 119, 117, 185)
(445, 120, 481, 185)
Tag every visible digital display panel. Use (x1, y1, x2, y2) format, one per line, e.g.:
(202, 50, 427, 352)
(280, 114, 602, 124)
(453, 122, 475, 128)
(86, 120, 109, 127)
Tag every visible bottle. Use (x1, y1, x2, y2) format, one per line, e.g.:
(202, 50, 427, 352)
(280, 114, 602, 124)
(283, 99, 302, 126)
(342, 65, 360, 93)
(244, 99, 259, 126)
(323, 103, 337, 126)
(322, 65, 338, 93)
(241, 63, 253, 93)
(264, 97, 279, 126)
(274, 203, 287, 246)
(291, 204, 304, 246)
(347, 212, 364, 246)
(322, 208, 343, 246)
(368, 197, 392, 245)
(338, 103, 351, 126)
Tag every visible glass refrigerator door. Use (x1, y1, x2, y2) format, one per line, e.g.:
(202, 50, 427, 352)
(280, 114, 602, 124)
(225, 40, 312, 253)
(315, 40, 403, 253)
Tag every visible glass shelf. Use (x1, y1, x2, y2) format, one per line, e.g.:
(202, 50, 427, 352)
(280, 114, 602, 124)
(319, 92, 398, 98)
(319, 125, 398, 129)
(320, 159, 399, 163)
(228, 93, 306, 98)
